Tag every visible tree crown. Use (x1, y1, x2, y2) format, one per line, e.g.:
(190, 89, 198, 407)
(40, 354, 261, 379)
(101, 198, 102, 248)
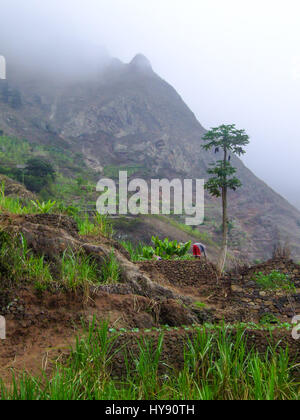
(202, 124, 249, 156)
(202, 124, 249, 198)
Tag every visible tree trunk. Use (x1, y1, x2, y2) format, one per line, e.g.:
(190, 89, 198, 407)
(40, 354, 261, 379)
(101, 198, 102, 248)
(217, 148, 228, 276)
(217, 186, 228, 276)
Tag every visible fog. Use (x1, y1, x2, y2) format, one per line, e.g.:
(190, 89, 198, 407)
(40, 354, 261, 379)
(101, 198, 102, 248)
(1, 0, 300, 208)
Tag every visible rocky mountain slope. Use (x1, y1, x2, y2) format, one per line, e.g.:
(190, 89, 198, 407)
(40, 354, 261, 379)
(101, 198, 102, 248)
(1, 54, 300, 261)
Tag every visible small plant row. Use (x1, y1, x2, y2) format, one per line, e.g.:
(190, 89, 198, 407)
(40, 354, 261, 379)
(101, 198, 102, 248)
(107, 321, 294, 335)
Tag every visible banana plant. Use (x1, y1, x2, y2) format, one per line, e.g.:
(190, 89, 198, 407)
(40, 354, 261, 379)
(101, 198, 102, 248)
(141, 246, 155, 260)
(151, 236, 191, 259)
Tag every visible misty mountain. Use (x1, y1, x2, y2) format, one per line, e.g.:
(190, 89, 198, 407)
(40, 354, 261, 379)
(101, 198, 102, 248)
(1, 54, 300, 261)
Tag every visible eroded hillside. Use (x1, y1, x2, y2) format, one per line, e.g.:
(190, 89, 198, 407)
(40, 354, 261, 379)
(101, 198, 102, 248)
(0, 209, 299, 385)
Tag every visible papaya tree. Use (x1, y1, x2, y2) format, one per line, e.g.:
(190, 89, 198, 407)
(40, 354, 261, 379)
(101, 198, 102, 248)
(202, 124, 249, 275)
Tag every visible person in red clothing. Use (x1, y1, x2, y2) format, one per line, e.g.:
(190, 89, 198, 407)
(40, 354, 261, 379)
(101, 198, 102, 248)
(192, 242, 207, 258)
(193, 244, 201, 257)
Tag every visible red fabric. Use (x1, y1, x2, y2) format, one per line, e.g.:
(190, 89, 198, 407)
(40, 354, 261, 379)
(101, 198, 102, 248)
(193, 244, 201, 257)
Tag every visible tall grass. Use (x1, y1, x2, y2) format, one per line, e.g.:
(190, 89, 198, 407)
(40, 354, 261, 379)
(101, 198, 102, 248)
(0, 228, 120, 293)
(0, 231, 53, 290)
(101, 251, 120, 284)
(0, 323, 298, 400)
(60, 250, 100, 291)
(121, 241, 144, 262)
(0, 182, 35, 214)
(0, 229, 118, 292)
(76, 212, 114, 239)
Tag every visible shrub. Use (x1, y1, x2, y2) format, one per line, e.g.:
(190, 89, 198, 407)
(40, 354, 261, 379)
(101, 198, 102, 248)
(25, 157, 55, 179)
(23, 157, 56, 193)
(255, 271, 296, 294)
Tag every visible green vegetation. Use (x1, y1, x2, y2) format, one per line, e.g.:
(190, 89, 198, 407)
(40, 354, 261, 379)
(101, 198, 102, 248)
(140, 245, 156, 260)
(0, 180, 114, 239)
(103, 164, 147, 179)
(0, 135, 96, 204)
(259, 313, 280, 325)
(0, 194, 34, 215)
(193, 301, 207, 309)
(153, 214, 217, 247)
(48, 173, 95, 205)
(75, 212, 114, 238)
(0, 230, 118, 294)
(76, 213, 97, 236)
(30, 199, 57, 214)
(0, 178, 120, 291)
(254, 271, 297, 316)
(101, 252, 121, 284)
(0, 181, 36, 214)
(0, 322, 298, 400)
(60, 250, 100, 291)
(151, 236, 191, 259)
(202, 124, 250, 275)
(255, 271, 296, 294)
(1, 135, 298, 401)
(0, 231, 53, 291)
(23, 157, 56, 193)
(0, 135, 86, 174)
(121, 237, 191, 261)
(121, 241, 145, 262)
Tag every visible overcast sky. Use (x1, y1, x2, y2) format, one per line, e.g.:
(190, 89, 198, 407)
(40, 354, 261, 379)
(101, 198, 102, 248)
(1, 0, 300, 208)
